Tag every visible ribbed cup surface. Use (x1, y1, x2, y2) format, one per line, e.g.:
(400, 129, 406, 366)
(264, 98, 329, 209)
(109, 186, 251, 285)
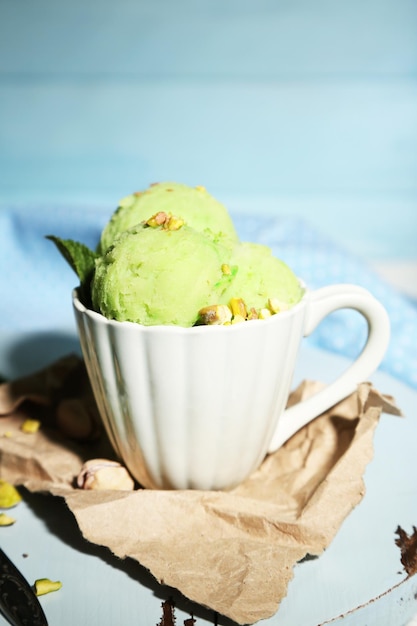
(73, 291, 304, 490)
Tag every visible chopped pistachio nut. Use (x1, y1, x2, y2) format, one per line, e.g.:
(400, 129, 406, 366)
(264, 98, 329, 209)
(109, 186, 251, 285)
(20, 419, 41, 434)
(231, 314, 246, 324)
(146, 211, 169, 227)
(230, 297, 247, 319)
(198, 296, 288, 326)
(197, 304, 232, 325)
(0, 513, 16, 526)
(268, 298, 289, 314)
(145, 212, 185, 231)
(166, 215, 185, 231)
(34, 578, 63, 596)
(259, 308, 272, 319)
(221, 264, 231, 275)
(247, 307, 259, 320)
(0, 480, 21, 508)
(77, 459, 135, 491)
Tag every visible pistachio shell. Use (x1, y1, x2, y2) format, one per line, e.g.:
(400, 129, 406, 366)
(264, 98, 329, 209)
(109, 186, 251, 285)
(77, 459, 134, 491)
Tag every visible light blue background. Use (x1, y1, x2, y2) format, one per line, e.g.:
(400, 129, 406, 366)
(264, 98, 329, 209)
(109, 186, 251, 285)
(1, 0, 416, 260)
(0, 1, 416, 390)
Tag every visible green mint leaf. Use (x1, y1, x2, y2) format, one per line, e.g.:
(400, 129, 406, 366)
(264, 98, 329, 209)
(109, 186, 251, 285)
(46, 235, 98, 303)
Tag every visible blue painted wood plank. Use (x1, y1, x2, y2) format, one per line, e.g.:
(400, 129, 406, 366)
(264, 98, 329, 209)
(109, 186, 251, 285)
(0, 0, 416, 77)
(1, 81, 416, 197)
(0, 0, 415, 261)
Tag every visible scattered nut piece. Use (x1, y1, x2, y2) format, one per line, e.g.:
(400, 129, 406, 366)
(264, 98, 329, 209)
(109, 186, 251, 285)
(146, 211, 169, 227)
(246, 307, 259, 320)
(230, 297, 247, 319)
(197, 296, 288, 326)
(221, 264, 231, 275)
(231, 314, 246, 324)
(77, 459, 135, 491)
(0, 480, 21, 508)
(0, 513, 16, 526)
(195, 185, 206, 192)
(259, 308, 272, 319)
(166, 215, 185, 231)
(197, 304, 233, 325)
(20, 419, 41, 434)
(34, 578, 63, 596)
(145, 212, 185, 231)
(268, 298, 289, 314)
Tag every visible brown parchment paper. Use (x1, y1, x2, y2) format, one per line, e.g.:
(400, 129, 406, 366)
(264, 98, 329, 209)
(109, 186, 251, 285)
(0, 356, 401, 624)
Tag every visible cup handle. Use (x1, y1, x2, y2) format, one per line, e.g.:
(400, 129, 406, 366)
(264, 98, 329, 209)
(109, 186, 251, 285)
(268, 284, 390, 453)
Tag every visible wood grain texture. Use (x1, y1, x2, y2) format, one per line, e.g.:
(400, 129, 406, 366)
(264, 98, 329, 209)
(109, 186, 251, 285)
(0, 0, 416, 260)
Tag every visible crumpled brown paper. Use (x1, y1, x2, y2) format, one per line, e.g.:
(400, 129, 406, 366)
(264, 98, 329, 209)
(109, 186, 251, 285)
(0, 356, 401, 624)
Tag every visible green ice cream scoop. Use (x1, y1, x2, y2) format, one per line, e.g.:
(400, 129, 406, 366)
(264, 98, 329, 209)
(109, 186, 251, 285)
(99, 182, 238, 253)
(92, 221, 232, 327)
(220, 242, 303, 313)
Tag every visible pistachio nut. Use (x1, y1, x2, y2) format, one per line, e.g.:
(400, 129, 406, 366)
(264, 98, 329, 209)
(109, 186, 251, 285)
(268, 297, 289, 314)
(34, 578, 63, 596)
(0, 513, 16, 526)
(231, 314, 246, 324)
(146, 211, 169, 227)
(0, 480, 21, 508)
(258, 308, 272, 319)
(77, 459, 135, 491)
(229, 297, 247, 319)
(246, 307, 259, 320)
(166, 215, 185, 231)
(197, 304, 233, 325)
(20, 419, 41, 434)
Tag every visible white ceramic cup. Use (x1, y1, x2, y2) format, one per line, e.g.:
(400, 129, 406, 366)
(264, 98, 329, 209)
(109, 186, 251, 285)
(73, 284, 390, 490)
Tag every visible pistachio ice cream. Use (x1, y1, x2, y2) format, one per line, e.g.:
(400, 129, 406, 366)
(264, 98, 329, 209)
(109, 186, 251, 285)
(99, 181, 239, 253)
(92, 209, 303, 326)
(92, 217, 233, 327)
(220, 242, 303, 314)
(50, 181, 304, 327)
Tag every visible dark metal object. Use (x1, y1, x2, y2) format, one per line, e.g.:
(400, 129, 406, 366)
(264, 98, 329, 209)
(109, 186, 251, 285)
(0, 548, 48, 626)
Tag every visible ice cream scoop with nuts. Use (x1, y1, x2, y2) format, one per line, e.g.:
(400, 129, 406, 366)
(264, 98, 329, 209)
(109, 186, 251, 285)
(48, 181, 304, 326)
